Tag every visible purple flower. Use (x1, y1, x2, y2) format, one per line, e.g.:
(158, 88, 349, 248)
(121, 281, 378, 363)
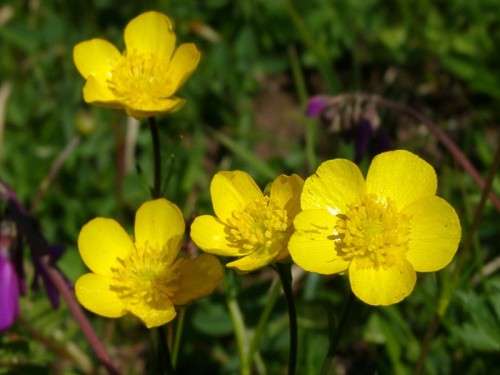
(306, 96, 330, 118)
(306, 95, 392, 161)
(0, 225, 21, 331)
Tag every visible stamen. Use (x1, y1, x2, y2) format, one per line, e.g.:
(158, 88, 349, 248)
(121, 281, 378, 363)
(333, 195, 409, 268)
(110, 242, 178, 309)
(225, 197, 288, 257)
(108, 52, 173, 109)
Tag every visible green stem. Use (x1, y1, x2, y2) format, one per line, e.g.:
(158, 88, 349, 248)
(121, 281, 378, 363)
(157, 326, 175, 374)
(288, 47, 317, 171)
(147, 116, 173, 373)
(171, 307, 186, 368)
(321, 291, 354, 375)
(248, 278, 282, 364)
(276, 263, 297, 375)
(227, 296, 251, 375)
(148, 117, 162, 198)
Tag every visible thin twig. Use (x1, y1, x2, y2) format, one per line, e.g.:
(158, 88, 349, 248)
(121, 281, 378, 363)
(31, 135, 81, 211)
(471, 256, 500, 285)
(40, 257, 120, 374)
(322, 93, 500, 211)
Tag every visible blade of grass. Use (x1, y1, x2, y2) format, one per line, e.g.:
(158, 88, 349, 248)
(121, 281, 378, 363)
(211, 129, 277, 180)
(288, 46, 318, 172)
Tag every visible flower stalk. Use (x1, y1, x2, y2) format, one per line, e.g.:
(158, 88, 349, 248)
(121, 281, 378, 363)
(148, 117, 162, 199)
(247, 278, 282, 365)
(276, 263, 297, 375)
(171, 307, 186, 368)
(227, 295, 250, 375)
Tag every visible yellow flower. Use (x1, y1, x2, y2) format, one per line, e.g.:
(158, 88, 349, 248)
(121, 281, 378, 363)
(75, 199, 223, 328)
(289, 150, 461, 306)
(73, 11, 200, 119)
(191, 171, 304, 272)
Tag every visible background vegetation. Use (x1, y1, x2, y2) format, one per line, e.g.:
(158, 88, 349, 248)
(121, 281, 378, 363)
(1, 0, 499, 374)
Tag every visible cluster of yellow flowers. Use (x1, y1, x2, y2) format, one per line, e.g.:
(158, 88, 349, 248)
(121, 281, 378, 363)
(73, 11, 461, 328)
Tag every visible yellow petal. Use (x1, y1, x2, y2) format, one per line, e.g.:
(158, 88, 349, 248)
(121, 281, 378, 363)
(172, 254, 223, 305)
(348, 257, 416, 306)
(226, 252, 276, 272)
(403, 196, 461, 272)
(125, 97, 185, 119)
(78, 218, 134, 275)
(190, 215, 246, 257)
(301, 159, 365, 213)
(134, 199, 185, 261)
(210, 171, 263, 223)
(366, 150, 437, 210)
(164, 43, 201, 96)
(270, 174, 304, 225)
(288, 210, 349, 274)
(124, 11, 176, 60)
(128, 302, 177, 328)
(73, 38, 121, 80)
(83, 76, 120, 106)
(75, 273, 126, 318)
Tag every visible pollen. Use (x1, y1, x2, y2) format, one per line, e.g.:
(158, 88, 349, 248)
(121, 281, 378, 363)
(225, 197, 288, 256)
(108, 52, 173, 109)
(110, 243, 179, 309)
(333, 195, 410, 268)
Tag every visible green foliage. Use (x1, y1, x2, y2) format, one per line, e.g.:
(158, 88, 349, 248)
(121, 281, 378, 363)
(0, 0, 499, 374)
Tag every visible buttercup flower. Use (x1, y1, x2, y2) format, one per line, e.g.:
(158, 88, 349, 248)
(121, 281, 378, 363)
(75, 199, 223, 328)
(289, 150, 461, 305)
(191, 171, 303, 272)
(73, 11, 200, 119)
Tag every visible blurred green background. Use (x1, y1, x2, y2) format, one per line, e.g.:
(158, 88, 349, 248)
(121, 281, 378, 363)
(1, 0, 499, 374)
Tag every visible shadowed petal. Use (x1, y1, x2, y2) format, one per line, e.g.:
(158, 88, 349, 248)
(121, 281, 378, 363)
(172, 254, 223, 305)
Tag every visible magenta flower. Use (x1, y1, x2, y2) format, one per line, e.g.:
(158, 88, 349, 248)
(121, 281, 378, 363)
(0, 224, 21, 331)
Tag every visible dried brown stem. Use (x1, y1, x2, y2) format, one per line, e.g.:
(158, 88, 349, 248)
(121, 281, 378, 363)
(414, 134, 500, 374)
(39, 256, 120, 374)
(0, 179, 120, 375)
(324, 93, 500, 211)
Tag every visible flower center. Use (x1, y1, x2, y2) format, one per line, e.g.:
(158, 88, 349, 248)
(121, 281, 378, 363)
(225, 197, 288, 256)
(333, 195, 409, 268)
(108, 52, 173, 108)
(110, 244, 178, 309)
